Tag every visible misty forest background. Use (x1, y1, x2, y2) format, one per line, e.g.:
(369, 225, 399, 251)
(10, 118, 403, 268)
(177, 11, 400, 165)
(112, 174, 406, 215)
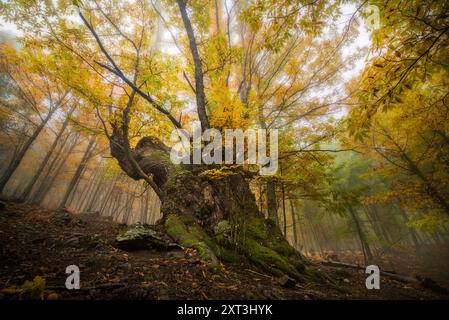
(0, 0, 448, 281)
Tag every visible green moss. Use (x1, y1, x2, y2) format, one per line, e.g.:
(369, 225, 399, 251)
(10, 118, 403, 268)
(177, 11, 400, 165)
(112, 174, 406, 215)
(245, 217, 269, 240)
(266, 235, 296, 257)
(164, 166, 190, 192)
(116, 226, 165, 251)
(226, 209, 311, 280)
(152, 150, 171, 161)
(240, 237, 303, 280)
(215, 246, 241, 263)
(165, 211, 312, 281)
(234, 213, 297, 258)
(165, 214, 218, 265)
(290, 258, 307, 273)
(165, 215, 243, 265)
(214, 220, 231, 236)
(214, 234, 227, 246)
(304, 267, 330, 283)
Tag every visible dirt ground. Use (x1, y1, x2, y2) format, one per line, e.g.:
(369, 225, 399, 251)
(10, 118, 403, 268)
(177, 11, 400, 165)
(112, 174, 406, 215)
(1, 201, 448, 300)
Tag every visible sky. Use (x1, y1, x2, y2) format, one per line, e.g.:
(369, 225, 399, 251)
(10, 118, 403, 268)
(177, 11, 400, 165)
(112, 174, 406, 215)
(0, 19, 19, 37)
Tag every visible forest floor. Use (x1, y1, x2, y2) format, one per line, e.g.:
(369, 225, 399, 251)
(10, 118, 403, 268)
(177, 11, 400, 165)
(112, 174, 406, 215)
(1, 200, 448, 300)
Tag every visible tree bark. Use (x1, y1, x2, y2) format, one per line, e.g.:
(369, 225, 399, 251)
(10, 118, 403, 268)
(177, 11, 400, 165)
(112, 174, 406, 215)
(76, 169, 101, 211)
(30, 132, 80, 204)
(363, 204, 391, 244)
(58, 136, 97, 209)
(177, 0, 210, 132)
(399, 151, 449, 216)
(85, 173, 105, 212)
(281, 182, 287, 236)
(266, 180, 279, 225)
(348, 206, 373, 264)
(19, 105, 76, 201)
(290, 200, 299, 249)
(398, 206, 421, 247)
(99, 179, 117, 216)
(0, 108, 56, 194)
(108, 128, 318, 281)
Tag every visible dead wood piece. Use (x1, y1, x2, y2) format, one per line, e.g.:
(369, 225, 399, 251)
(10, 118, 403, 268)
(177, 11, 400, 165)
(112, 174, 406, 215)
(321, 260, 449, 294)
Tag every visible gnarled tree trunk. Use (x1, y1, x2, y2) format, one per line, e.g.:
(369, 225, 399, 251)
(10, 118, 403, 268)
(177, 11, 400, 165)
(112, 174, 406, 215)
(109, 129, 321, 282)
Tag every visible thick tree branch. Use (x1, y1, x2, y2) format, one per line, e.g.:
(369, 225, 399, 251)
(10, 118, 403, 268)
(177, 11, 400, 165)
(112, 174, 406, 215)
(76, 7, 183, 130)
(176, 0, 210, 132)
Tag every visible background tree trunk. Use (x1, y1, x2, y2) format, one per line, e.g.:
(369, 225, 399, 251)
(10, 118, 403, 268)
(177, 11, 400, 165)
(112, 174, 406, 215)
(267, 180, 279, 225)
(19, 105, 75, 201)
(0, 109, 56, 194)
(59, 136, 97, 209)
(348, 206, 373, 264)
(30, 132, 80, 204)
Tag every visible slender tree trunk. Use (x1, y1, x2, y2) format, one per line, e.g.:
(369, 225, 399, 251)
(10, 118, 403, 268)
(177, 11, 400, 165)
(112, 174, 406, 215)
(123, 184, 138, 224)
(281, 183, 287, 236)
(31, 133, 80, 204)
(176, 0, 209, 131)
(348, 206, 373, 264)
(76, 169, 100, 211)
(28, 131, 73, 201)
(297, 207, 309, 253)
(99, 178, 117, 216)
(0, 109, 56, 194)
(148, 191, 158, 224)
(110, 193, 122, 221)
(369, 205, 394, 243)
(19, 105, 75, 201)
(139, 190, 146, 223)
(398, 206, 421, 247)
(101, 188, 117, 218)
(364, 205, 390, 243)
(310, 224, 324, 258)
(290, 200, 299, 249)
(402, 152, 449, 216)
(85, 173, 104, 212)
(141, 187, 150, 223)
(0, 126, 27, 177)
(66, 163, 90, 208)
(257, 182, 264, 213)
(58, 136, 97, 209)
(267, 180, 279, 225)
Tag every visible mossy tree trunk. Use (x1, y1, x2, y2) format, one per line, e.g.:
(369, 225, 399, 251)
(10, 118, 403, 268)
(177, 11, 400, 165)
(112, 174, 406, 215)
(109, 130, 319, 282)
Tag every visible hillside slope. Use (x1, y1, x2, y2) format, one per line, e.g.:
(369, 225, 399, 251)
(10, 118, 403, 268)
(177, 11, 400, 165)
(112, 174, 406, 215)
(0, 201, 447, 300)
